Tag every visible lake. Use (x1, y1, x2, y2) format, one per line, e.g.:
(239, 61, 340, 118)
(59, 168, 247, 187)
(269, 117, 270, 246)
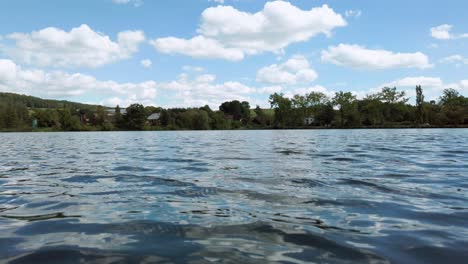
(0, 129, 467, 263)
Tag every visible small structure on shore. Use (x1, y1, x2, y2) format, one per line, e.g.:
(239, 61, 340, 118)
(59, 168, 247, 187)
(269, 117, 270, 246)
(147, 113, 161, 126)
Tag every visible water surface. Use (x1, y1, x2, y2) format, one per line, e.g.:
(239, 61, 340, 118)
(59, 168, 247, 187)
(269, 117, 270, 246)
(1, 129, 467, 263)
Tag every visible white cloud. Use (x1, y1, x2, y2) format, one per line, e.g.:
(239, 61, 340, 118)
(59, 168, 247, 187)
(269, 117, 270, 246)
(256, 86, 283, 94)
(0, 59, 157, 106)
(158, 73, 257, 108)
(256, 55, 318, 85)
(151, 1, 346, 60)
(345, 10, 362, 18)
(112, 0, 143, 7)
(321, 44, 432, 70)
(430, 24, 468, 40)
(140, 59, 152, 68)
(208, 0, 224, 3)
(150, 36, 244, 61)
(2, 24, 145, 68)
(381, 76, 444, 89)
(199, 2, 346, 53)
(440, 55, 468, 65)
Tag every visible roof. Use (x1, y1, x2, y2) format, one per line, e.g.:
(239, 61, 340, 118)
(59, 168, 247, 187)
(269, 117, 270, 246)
(147, 113, 161, 120)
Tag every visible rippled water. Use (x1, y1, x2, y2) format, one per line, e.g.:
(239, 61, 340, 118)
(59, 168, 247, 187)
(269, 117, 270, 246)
(1, 129, 467, 263)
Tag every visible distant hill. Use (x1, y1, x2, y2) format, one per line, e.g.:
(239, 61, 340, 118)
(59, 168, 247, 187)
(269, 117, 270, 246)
(0, 92, 100, 110)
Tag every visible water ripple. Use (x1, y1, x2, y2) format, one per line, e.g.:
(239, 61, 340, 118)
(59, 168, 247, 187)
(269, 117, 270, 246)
(0, 129, 467, 263)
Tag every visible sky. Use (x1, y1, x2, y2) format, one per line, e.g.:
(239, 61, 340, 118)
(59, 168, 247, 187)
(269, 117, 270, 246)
(0, 0, 467, 108)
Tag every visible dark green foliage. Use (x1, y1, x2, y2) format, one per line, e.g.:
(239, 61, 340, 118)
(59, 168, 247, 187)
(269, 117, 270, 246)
(0, 92, 98, 110)
(57, 109, 81, 131)
(253, 105, 269, 127)
(416, 85, 425, 124)
(333, 91, 357, 127)
(0, 101, 30, 129)
(219, 100, 251, 124)
(269, 93, 294, 128)
(125, 104, 147, 130)
(317, 102, 335, 126)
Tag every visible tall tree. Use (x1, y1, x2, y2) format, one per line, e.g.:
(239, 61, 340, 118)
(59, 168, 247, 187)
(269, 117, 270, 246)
(332, 91, 356, 127)
(416, 85, 425, 124)
(269, 93, 293, 128)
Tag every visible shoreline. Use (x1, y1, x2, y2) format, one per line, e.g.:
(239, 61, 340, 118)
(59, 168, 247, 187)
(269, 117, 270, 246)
(2, 125, 468, 133)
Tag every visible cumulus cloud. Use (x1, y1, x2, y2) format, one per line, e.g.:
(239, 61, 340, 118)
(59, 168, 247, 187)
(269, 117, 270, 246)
(256, 86, 283, 94)
(150, 36, 244, 61)
(2, 24, 145, 68)
(430, 24, 468, 40)
(256, 55, 318, 85)
(158, 73, 257, 108)
(0, 59, 157, 106)
(151, 1, 346, 60)
(321, 44, 432, 70)
(140, 59, 152, 68)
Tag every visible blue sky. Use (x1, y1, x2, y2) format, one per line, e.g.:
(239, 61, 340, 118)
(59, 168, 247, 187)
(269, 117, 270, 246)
(0, 0, 467, 108)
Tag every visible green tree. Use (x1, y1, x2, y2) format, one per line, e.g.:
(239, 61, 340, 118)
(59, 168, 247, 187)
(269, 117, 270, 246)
(95, 106, 106, 127)
(438, 89, 467, 125)
(358, 96, 384, 126)
(332, 91, 356, 127)
(317, 102, 335, 126)
(269, 93, 293, 128)
(416, 85, 425, 124)
(253, 105, 268, 126)
(379, 87, 409, 104)
(125, 104, 147, 130)
(58, 109, 81, 131)
(114, 105, 124, 129)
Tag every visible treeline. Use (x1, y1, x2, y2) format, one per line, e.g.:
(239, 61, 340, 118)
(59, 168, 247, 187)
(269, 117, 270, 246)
(114, 101, 271, 130)
(269, 86, 468, 128)
(0, 92, 98, 110)
(0, 86, 467, 131)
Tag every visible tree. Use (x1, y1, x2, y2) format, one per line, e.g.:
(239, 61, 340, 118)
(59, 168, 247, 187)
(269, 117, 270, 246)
(220, 100, 242, 120)
(332, 91, 356, 127)
(378, 87, 409, 104)
(253, 105, 268, 126)
(114, 105, 124, 129)
(416, 85, 425, 124)
(439, 88, 462, 105)
(359, 96, 384, 126)
(125, 104, 147, 130)
(95, 106, 106, 127)
(317, 102, 335, 126)
(240, 101, 251, 124)
(269, 93, 293, 128)
(58, 109, 81, 131)
(439, 89, 467, 125)
(193, 110, 211, 130)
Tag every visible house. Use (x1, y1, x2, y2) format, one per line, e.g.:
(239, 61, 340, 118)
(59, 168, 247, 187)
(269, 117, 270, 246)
(147, 113, 161, 126)
(304, 116, 315, 126)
